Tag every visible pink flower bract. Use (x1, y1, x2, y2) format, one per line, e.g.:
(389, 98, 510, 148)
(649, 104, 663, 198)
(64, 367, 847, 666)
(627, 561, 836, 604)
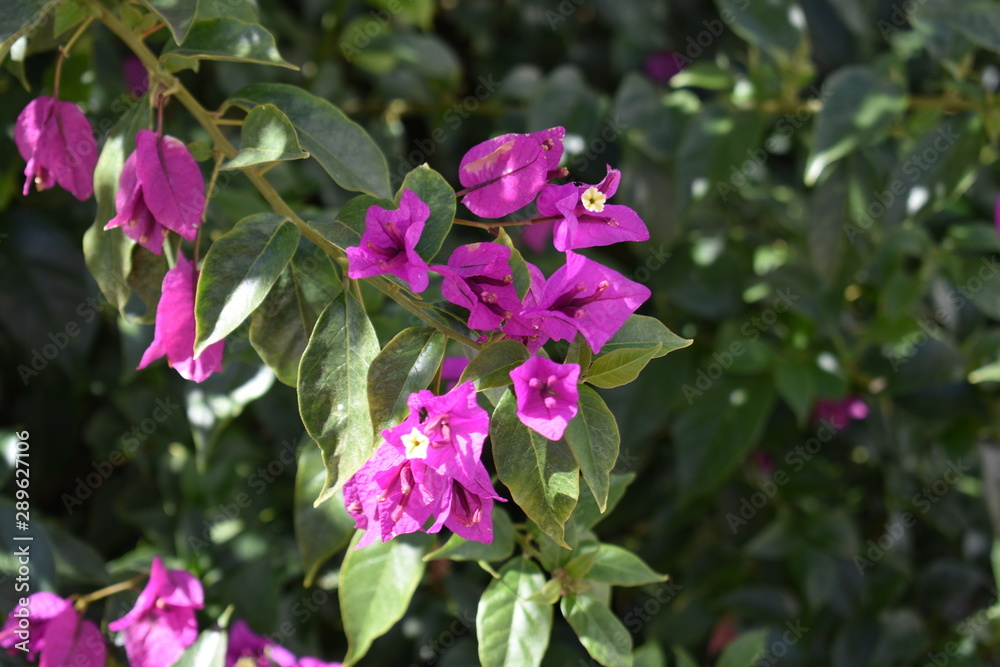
(433, 242, 522, 331)
(346, 189, 431, 293)
(15, 96, 98, 201)
(0, 592, 106, 667)
(509, 356, 580, 440)
(138, 252, 225, 382)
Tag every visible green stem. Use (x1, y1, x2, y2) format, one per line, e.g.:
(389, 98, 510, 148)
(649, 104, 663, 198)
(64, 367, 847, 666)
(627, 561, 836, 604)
(53, 16, 96, 99)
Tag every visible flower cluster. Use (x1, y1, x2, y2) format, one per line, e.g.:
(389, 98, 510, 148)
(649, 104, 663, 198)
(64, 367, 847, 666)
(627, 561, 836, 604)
(0, 592, 106, 665)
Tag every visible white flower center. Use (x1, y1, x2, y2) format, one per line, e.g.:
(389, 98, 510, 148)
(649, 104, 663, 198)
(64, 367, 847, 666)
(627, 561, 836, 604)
(581, 187, 606, 213)
(402, 427, 430, 459)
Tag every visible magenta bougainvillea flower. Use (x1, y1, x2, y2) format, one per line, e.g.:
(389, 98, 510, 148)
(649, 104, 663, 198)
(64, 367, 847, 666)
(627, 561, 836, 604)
(458, 126, 565, 218)
(138, 252, 225, 382)
(645, 50, 687, 84)
(433, 243, 522, 331)
(346, 189, 431, 293)
(108, 556, 204, 667)
(227, 619, 298, 667)
(105, 129, 206, 255)
(536, 166, 649, 251)
(344, 381, 503, 547)
(527, 251, 651, 353)
(509, 356, 580, 440)
(813, 396, 868, 428)
(0, 592, 106, 666)
(501, 262, 550, 353)
(15, 96, 98, 201)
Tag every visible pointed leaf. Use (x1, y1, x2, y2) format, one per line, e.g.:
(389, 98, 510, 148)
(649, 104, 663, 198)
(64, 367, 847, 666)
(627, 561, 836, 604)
(561, 594, 633, 667)
(367, 327, 445, 433)
(140, 0, 200, 45)
(162, 18, 296, 69)
(572, 473, 634, 530)
(399, 165, 455, 262)
(459, 340, 531, 390)
(476, 557, 552, 667)
(491, 390, 579, 547)
(423, 506, 515, 562)
(598, 316, 690, 357)
(298, 292, 380, 504)
(195, 213, 300, 355)
(564, 386, 618, 513)
(495, 229, 532, 300)
(173, 627, 227, 667)
(584, 344, 661, 389)
(230, 83, 391, 198)
(586, 545, 669, 587)
(339, 531, 432, 665)
(221, 104, 308, 171)
(295, 442, 356, 587)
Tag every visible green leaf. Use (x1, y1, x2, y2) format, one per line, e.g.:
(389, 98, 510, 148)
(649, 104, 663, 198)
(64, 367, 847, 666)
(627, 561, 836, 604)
(459, 340, 530, 390)
(127, 244, 168, 324)
(221, 104, 308, 170)
(423, 505, 515, 562)
(173, 627, 227, 667)
(491, 390, 579, 548)
(312, 193, 388, 251)
(495, 229, 532, 300)
(566, 332, 593, 370)
(774, 358, 817, 425)
(399, 165, 455, 261)
(295, 442, 356, 587)
(230, 83, 392, 198)
(561, 594, 633, 667)
(805, 66, 907, 185)
(339, 531, 431, 665)
(162, 17, 297, 69)
(367, 327, 445, 432)
(671, 646, 699, 667)
(718, 629, 770, 667)
(0, 0, 61, 52)
(572, 473, 634, 530)
(714, 0, 806, 57)
(140, 0, 200, 45)
(298, 292, 380, 504)
(586, 544, 669, 587)
(564, 386, 619, 513)
(476, 557, 553, 667)
(917, 2, 1000, 55)
(584, 345, 661, 389)
(195, 213, 300, 355)
(54, 1, 85, 38)
(598, 316, 690, 358)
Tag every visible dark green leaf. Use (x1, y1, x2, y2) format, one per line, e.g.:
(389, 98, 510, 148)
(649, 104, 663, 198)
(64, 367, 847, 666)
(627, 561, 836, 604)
(561, 594, 633, 667)
(339, 531, 432, 665)
(295, 442, 356, 587)
(774, 358, 816, 425)
(0, 0, 61, 52)
(564, 386, 618, 512)
(572, 473, 635, 530)
(195, 213, 300, 355)
(367, 327, 445, 432)
(140, 0, 200, 45)
(586, 544, 669, 587)
(298, 292, 380, 504)
(459, 340, 530, 390)
(221, 104, 309, 170)
(399, 165, 455, 262)
(584, 345, 661, 389)
(491, 390, 579, 547)
(476, 557, 552, 667)
(230, 83, 391, 198)
(162, 17, 296, 69)
(672, 646, 699, 667)
(423, 506, 515, 562)
(714, 0, 806, 57)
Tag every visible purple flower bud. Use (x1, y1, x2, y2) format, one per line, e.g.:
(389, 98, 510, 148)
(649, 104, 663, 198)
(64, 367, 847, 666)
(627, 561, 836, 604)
(14, 96, 98, 201)
(509, 356, 580, 440)
(346, 189, 431, 293)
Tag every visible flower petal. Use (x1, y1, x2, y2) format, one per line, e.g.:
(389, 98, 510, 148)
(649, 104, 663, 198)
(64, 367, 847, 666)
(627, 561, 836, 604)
(135, 130, 205, 241)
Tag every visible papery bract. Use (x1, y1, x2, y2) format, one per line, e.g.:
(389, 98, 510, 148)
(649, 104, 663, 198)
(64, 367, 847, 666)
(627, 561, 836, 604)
(501, 262, 550, 353)
(346, 189, 431, 293)
(458, 127, 565, 218)
(536, 166, 650, 251)
(108, 556, 204, 667)
(0, 592, 106, 667)
(510, 356, 580, 440)
(433, 242, 522, 331)
(527, 251, 651, 353)
(138, 252, 225, 382)
(105, 129, 206, 254)
(226, 619, 297, 667)
(15, 96, 98, 201)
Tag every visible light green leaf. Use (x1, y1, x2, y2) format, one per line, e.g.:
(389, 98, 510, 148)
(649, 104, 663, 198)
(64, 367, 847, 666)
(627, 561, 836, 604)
(367, 327, 445, 433)
(491, 390, 579, 547)
(230, 83, 392, 198)
(162, 17, 296, 69)
(221, 104, 308, 170)
(561, 594, 633, 667)
(194, 213, 300, 355)
(140, 0, 199, 45)
(459, 340, 530, 391)
(476, 557, 552, 667)
(173, 627, 227, 667)
(298, 292, 380, 504)
(564, 386, 618, 513)
(399, 165, 455, 262)
(586, 545, 669, 587)
(718, 629, 770, 667)
(598, 316, 690, 357)
(584, 345, 662, 389)
(340, 531, 431, 665)
(295, 442, 356, 587)
(423, 506, 515, 562)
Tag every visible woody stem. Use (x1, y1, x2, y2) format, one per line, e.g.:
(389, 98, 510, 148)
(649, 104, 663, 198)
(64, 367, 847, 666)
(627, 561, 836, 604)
(74, 573, 147, 609)
(52, 16, 96, 99)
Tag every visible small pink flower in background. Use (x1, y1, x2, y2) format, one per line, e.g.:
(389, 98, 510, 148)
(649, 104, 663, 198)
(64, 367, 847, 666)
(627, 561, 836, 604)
(343, 381, 504, 547)
(509, 356, 580, 440)
(138, 252, 225, 382)
(535, 165, 650, 251)
(123, 55, 149, 96)
(440, 356, 470, 392)
(105, 129, 206, 254)
(226, 619, 300, 667)
(108, 556, 204, 667)
(706, 614, 739, 656)
(434, 242, 522, 331)
(813, 396, 868, 429)
(346, 189, 431, 293)
(0, 592, 106, 666)
(458, 126, 565, 218)
(644, 50, 687, 85)
(15, 96, 98, 201)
